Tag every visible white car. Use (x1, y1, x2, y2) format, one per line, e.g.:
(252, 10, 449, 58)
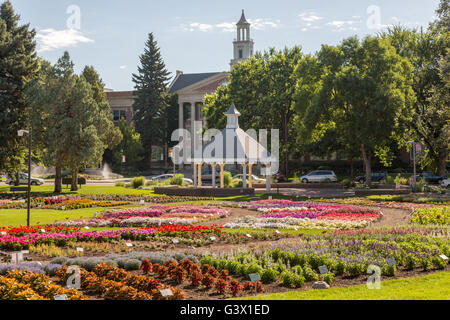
(6, 173, 44, 186)
(300, 170, 337, 183)
(440, 179, 450, 188)
(232, 174, 265, 183)
(149, 174, 193, 185)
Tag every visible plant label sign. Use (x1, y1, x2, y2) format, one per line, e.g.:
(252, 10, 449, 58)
(126, 243, 133, 247)
(440, 254, 449, 260)
(140, 200, 145, 205)
(84, 226, 90, 230)
(249, 273, 261, 282)
(318, 266, 329, 274)
(54, 294, 68, 300)
(386, 258, 396, 267)
(1, 231, 6, 236)
(40, 229, 46, 233)
(268, 196, 273, 200)
(275, 230, 281, 234)
(76, 247, 84, 252)
(172, 238, 179, 244)
(21, 250, 29, 254)
(11, 252, 23, 264)
(160, 289, 173, 297)
(246, 234, 252, 238)
(210, 236, 217, 241)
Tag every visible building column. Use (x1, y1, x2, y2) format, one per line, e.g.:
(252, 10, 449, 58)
(266, 164, 271, 193)
(179, 102, 184, 130)
(248, 163, 254, 188)
(193, 162, 197, 188)
(198, 163, 203, 187)
(220, 163, 225, 188)
(211, 163, 217, 189)
(242, 163, 247, 189)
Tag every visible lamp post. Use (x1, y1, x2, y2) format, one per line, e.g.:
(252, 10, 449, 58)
(18, 128, 32, 227)
(408, 141, 417, 186)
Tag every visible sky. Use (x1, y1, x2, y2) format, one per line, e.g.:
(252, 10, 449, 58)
(7, 0, 441, 91)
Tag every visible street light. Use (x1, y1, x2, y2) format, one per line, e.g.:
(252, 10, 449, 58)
(18, 128, 32, 227)
(407, 141, 417, 186)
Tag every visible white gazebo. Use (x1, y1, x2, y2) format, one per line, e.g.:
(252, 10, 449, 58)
(189, 103, 276, 192)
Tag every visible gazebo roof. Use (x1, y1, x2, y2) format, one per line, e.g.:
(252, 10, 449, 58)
(189, 104, 276, 164)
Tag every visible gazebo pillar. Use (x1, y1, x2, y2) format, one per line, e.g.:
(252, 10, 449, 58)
(248, 163, 254, 188)
(265, 163, 271, 193)
(193, 163, 198, 188)
(242, 163, 247, 189)
(219, 163, 225, 188)
(211, 163, 217, 189)
(198, 163, 203, 187)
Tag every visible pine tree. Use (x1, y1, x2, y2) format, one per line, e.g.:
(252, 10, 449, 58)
(132, 33, 170, 169)
(0, 1, 39, 175)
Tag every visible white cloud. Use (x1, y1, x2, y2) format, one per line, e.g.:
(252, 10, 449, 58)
(216, 22, 235, 33)
(248, 18, 281, 30)
(179, 18, 280, 33)
(36, 28, 94, 53)
(327, 19, 362, 32)
(119, 65, 127, 69)
(299, 11, 323, 22)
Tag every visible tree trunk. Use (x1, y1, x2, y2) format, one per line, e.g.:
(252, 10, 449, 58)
(148, 142, 153, 170)
(54, 157, 62, 193)
(14, 173, 19, 186)
(361, 144, 372, 185)
(71, 169, 78, 191)
(438, 152, 447, 176)
(350, 158, 354, 179)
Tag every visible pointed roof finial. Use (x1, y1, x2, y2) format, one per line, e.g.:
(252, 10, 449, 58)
(225, 102, 241, 116)
(237, 9, 249, 25)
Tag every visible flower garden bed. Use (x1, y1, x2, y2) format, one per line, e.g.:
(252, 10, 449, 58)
(218, 200, 383, 230)
(49, 206, 230, 228)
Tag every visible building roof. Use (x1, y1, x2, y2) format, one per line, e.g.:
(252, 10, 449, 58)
(168, 72, 222, 93)
(105, 91, 134, 98)
(237, 10, 249, 25)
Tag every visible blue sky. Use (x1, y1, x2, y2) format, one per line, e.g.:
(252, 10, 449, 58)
(8, 0, 440, 91)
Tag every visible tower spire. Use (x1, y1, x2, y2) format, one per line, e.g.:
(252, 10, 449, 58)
(230, 10, 254, 68)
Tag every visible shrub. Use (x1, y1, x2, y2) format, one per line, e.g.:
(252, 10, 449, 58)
(202, 274, 216, 288)
(223, 171, 232, 188)
(321, 272, 335, 285)
(230, 280, 242, 297)
(170, 174, 185, 186)
(124, 259, 141, 271)
(347, 262, 365, 278)
(341, 179, 355, 188)
(190, 271, 203, 287)
(281, 271, 304, 288)
(141, 259, 152, 274)
(215, 279, 229, 295)
(115, 181, 125, 187)
(261, 268, 277, 283)
(303, 265, 318, 282)
(291, 265, 303, 276)
(131, 177, 146, 189)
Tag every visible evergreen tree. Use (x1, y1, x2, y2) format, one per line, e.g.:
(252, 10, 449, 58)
(132, 33, 170, 169)
(0, 1, 39, 176)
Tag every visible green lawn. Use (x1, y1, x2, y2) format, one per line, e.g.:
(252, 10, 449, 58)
(0, 205, 140, 227)
(0, 185, 160, 196)
(237, 272, 450, 300)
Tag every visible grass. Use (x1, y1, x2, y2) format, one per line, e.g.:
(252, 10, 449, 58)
(0, 185, 160, 196)
(0, 205, 140, 227)
(237, 272, 450, 300)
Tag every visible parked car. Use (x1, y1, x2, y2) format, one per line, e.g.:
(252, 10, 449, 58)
(439, 179, 450, 188)
(300, 170, 337, 183)
(201, 167, 221, 182)
(232, 174, 265, 183)
(148, 174, 193, 185)
(6, 173, 44, 186)
(417, 172, 447, 184)
(273, 171, 287, 183)
(355, 172, 387, 184)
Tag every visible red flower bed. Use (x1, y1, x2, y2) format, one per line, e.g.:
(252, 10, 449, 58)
(148, 224, 223, 234)
(0, 225, 81, 235)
